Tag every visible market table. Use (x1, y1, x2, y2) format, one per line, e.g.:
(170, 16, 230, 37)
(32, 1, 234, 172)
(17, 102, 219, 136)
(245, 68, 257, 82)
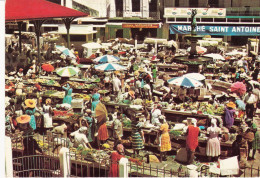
(104, 102, 212, 124)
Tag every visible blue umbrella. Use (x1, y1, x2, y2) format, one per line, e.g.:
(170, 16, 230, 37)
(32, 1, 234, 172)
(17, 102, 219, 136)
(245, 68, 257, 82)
(235, 99, 246, 111)
(93, 55, 120, 63)
(167, 76, 203, 88)
(56, 45, 76, 58)
(94, 63, 127, 72)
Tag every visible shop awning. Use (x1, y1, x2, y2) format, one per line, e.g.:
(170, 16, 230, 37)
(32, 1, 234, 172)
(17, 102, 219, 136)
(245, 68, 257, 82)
(5, 0, 87, 22)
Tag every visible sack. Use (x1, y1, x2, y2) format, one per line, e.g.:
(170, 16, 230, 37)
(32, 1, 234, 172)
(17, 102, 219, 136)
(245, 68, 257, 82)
(175, 147, 188, 163)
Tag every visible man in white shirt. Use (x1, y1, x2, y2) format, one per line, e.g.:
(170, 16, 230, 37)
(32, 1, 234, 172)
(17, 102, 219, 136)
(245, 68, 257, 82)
(70, 127, 92, 149)
(113, 112, 123, 149)
(112, 75, 121, 95)
(244, 90, 257, 119)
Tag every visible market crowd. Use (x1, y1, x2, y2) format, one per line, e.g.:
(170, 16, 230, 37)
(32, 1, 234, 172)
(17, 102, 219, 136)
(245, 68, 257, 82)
(5, 35, 260, 176)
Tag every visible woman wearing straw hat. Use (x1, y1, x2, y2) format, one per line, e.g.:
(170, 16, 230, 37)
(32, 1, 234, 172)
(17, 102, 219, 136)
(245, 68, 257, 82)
(224, 102, 236, 129)
(25, 99, 37, 130)
(43, 98, 53, 133)
(16, 115, 44, 177)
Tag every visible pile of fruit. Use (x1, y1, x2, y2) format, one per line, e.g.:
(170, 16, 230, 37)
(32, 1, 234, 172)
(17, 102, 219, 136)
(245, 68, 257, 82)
(198, 103, 224, 115)
(73, 93, 91, 101)
(67, 81, 98, 90)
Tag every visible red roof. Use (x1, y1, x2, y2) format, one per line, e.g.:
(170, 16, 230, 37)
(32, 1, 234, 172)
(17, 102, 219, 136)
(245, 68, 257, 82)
(6, 0, 88, 22)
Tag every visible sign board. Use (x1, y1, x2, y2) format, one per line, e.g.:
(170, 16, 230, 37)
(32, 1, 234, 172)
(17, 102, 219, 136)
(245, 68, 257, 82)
(164, 8, 226, 17)
(170, 25, 260, 36)
(122, 23, 160, 28)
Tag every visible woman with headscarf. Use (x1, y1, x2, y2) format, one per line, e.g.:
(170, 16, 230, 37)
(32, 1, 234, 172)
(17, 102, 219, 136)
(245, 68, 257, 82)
(159, 115, 171, 162)
(43, 98, 53, 133)
(24, 99, 37, 130)
(62, 83, 73, 104)
(206, 118, 222, 162)
(186, 118, 200, 164)
(224, 102, 236, 129)
(108, 144, 125, 177)
(91, 88, 100, 111)
(129, 110, 144, 156)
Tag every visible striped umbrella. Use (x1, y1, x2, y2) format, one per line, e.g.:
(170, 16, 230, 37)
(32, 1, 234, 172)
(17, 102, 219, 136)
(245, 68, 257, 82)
(167, 76, 203, 88)
(93, 55, 120, 63)
(183, 73, 205, 81)
(94, 63, 127, 72)
(56, 45, 76, 58)
(56, 66, 79, 77)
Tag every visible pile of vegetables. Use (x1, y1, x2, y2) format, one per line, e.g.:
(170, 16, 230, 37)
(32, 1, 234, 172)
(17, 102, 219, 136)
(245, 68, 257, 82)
(53, 110, 74, 117)
(67, 81, 98, 90)
(98, 90, 109, 94)
(169, 130, 182, 137)
(198, 103, 224, 115)
(36, 139, 51, 152)
(122, 120, 132, 128)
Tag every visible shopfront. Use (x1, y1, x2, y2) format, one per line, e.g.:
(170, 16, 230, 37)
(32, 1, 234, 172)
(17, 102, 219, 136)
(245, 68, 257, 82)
(169, 24, 260, 45)
(105, 22, 167, 41)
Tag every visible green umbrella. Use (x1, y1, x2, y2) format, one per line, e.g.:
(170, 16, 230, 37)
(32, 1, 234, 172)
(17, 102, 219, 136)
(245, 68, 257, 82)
(56, 66, 79, 77)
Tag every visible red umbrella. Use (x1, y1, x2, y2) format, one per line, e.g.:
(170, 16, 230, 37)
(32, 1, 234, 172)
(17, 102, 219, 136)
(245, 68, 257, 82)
(119, 51, 126, 55)
(42, 64, 54, 72)
(231, 82, 246, 96)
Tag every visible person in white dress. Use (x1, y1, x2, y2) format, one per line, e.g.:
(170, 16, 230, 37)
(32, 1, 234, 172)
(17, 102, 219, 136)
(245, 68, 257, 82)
(206, 118, 222, 162)
(112, 75, 121, 95)
(43, 98, 53, 132)
(151, 104, 162, 126)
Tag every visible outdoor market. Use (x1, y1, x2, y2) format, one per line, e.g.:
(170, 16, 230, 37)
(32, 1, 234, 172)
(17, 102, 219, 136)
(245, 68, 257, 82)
(4, 0, 260, 178)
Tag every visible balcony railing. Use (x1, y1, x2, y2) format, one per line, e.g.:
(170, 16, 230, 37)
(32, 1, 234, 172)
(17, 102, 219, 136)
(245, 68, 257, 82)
(226, 7, 260, 16)
(109, 10, 160, 19)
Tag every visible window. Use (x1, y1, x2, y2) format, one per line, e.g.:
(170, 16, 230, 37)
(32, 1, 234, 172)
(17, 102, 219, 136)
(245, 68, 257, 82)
(175, 0, 179, 7)
(46, 0, 61, 5)
(208, 0, 219, 7)
(132, 0, 140, 12)
(189, 0, 198, 7)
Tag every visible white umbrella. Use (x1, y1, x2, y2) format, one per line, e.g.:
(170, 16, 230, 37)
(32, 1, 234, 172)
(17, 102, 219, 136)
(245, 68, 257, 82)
(82, 42, 102, 49)
(56, 45, 76, 58)
(204, 53, 225, 61)
(183, 73, 206, 81)
(56, 66, 80, 77)
(94, 63, 127, 72)
(93, 55, 120, 63)
(167, 76, 203, 88)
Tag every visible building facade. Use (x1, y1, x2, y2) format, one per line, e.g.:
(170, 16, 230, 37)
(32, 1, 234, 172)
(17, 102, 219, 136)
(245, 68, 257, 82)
(164, 0, 260, 46)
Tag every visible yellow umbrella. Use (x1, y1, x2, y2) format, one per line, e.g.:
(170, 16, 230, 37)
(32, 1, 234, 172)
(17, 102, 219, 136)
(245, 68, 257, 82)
(95, 102, 108, 124)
